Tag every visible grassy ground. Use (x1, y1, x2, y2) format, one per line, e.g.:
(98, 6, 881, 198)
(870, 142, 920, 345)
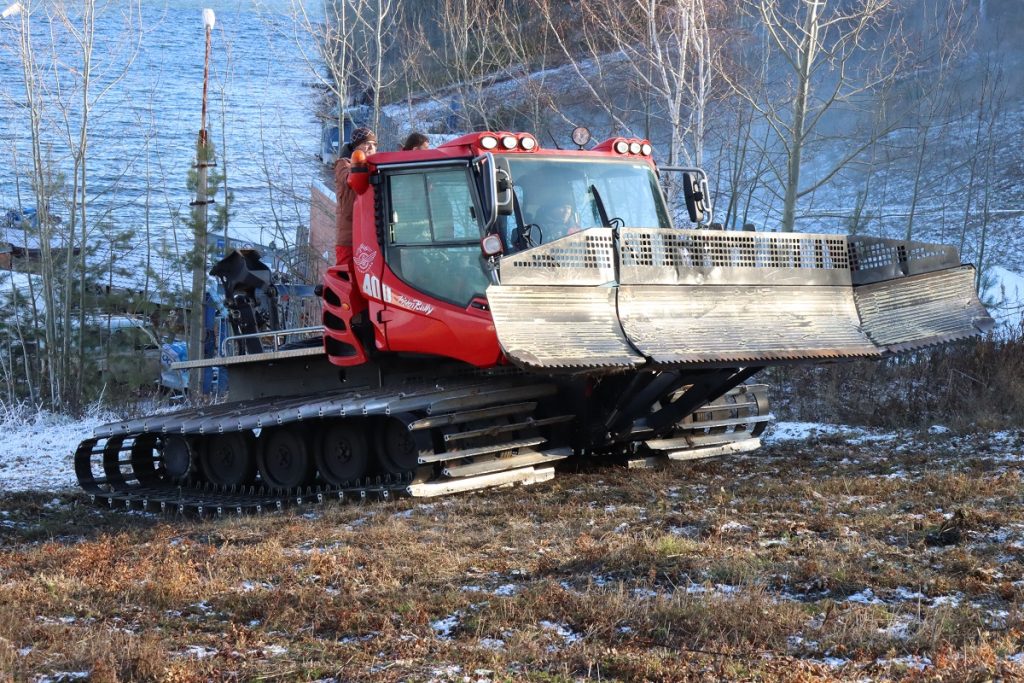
(1, 427, 1023, 682)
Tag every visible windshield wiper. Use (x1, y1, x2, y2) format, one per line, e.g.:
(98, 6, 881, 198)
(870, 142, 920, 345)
(589, 184, 623, 228)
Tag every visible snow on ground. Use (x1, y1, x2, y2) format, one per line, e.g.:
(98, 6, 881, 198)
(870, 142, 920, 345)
(0, 406, 116, 493)
(983, 265, 1024, 334)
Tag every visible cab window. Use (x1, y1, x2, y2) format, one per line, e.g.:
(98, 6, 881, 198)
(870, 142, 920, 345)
(385, 168, 489, 307)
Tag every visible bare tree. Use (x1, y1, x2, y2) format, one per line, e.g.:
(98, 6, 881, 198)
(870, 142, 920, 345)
(725, 0, 909, 232)
(535, 0, 723, 208)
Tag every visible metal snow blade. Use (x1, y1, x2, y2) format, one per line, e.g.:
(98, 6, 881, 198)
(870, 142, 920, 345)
(487, 228, 993, 372)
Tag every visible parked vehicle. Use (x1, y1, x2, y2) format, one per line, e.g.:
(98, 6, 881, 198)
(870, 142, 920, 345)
(76, 130, 993, 515)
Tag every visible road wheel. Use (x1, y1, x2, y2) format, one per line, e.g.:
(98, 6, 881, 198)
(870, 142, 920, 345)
(162, 435, 194, 482)
(316, 421, 369, 485)
(257, 427, 313, 489)
(200, 433, 256, 487)
(373, 415, 426, 475)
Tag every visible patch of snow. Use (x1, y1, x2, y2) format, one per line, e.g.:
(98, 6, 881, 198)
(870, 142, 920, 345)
(931, 593, 963, 608)
(929, 425, 951, 435)
(428, 664, 463, 681)
(431, 614, 460, 639)
(986, 609, 1010, 628)
(0, 405, 120, 493)
(239, 581, 274, 592)
(892, 587, 927, 601)
(719, 520, 752, 534)
(33, 673, 90, 683)
(881, 615, 917, 640)
(260, 644, 287, 657)
(175, 645, 218, 659)
(478, 638, 505, 650)
(539, 620, 582, 644)
(806, 657, 849, 669)
(847, 589, 884, 605)
(1007, 653, 1024, 664)
(492, 584, 517, 596)
(764, 421, 897, 446)
(460, 585, 483, 593)
(18, 646, 32, 656)
(876, 655, 932, 671)
(617, 625, 632, 634)
(983, 266, 1024, 335)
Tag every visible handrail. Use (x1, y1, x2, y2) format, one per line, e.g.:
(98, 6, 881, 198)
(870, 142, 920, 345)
(220, 326, 324, 357)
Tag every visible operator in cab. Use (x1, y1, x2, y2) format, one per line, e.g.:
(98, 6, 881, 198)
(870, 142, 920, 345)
(334, 127, 377, 262)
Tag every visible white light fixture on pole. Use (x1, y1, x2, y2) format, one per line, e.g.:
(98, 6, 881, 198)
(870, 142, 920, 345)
(1, 2, 24, 19)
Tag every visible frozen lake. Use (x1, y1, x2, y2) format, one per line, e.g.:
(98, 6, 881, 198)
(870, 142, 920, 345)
(0, 0, 326, 255)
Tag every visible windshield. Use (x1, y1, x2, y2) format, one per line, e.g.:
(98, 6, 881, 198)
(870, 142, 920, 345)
(498, 156, 671, 252)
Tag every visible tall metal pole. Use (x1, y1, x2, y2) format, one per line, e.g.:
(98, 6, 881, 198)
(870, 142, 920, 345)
(188, 9, 215, 395)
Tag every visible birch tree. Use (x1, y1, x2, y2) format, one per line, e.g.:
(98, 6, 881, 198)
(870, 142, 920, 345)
(726, 0, 907, 232)
(535, 0, 721, 207)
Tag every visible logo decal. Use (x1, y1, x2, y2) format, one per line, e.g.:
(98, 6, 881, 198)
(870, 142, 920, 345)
(394, 293, 434, 315)
(354, 244, 376, 271)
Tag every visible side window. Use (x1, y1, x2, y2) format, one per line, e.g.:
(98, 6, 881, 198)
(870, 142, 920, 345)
(385, 168, 489, 307)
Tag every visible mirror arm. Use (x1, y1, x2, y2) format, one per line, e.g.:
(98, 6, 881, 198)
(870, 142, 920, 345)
(660, 166, 714, 226)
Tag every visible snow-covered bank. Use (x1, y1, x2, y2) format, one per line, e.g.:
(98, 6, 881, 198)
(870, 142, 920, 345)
(0, 407, 116, 493)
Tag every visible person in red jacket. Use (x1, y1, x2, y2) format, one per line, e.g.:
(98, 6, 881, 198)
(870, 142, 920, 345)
(334, 127, 377, 263)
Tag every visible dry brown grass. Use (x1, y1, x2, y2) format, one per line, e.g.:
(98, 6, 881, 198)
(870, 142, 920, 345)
(770, 335, 1024, 430)
(1, 429, 1024, 682)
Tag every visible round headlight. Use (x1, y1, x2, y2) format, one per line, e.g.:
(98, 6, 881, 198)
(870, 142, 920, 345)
(628, 141, 641, 154)
(519, 136, 536, 150)
(480, 135, 498, 150)
(641, 142, 652, 156)
(614, 140, 629, 154)
(481, 234, 504, 256)
(501, 135, 517, 150)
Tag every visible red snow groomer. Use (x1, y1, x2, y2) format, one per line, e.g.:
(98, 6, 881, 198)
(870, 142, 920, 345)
(76, 131, 992, 514)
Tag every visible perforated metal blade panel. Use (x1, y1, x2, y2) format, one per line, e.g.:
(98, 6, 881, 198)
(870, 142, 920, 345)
(619, 284, 882, 364)
(855, 265, 994, 353)
(486, 284, 644, 370)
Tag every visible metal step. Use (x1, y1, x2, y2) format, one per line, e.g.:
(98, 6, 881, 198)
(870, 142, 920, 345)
(442, 448, 571, 478)
(443, 415, 574, 443)
(417, 436, 549, 464)
(665, 437, 762, 461)
(645, 429, 755, 452)
(677, 414, 771, 431)
(407, 466, 556, 498)
(407, 402, 537, 430)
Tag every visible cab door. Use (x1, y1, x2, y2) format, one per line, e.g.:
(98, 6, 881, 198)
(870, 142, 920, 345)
(378, 165, 501, 367)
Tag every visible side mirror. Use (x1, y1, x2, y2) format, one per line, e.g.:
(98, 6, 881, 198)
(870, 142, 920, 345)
(682, 172, 706, 224)
(494, 156, 514, 216)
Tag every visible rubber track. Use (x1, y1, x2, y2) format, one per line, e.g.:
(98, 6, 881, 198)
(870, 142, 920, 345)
(75, 436, 413, 516)
(74, 375, 559, 516)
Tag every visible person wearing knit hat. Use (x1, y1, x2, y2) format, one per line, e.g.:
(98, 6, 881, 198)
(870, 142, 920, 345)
(340, 126, 377, 160)
(333, 127, 377, 263)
